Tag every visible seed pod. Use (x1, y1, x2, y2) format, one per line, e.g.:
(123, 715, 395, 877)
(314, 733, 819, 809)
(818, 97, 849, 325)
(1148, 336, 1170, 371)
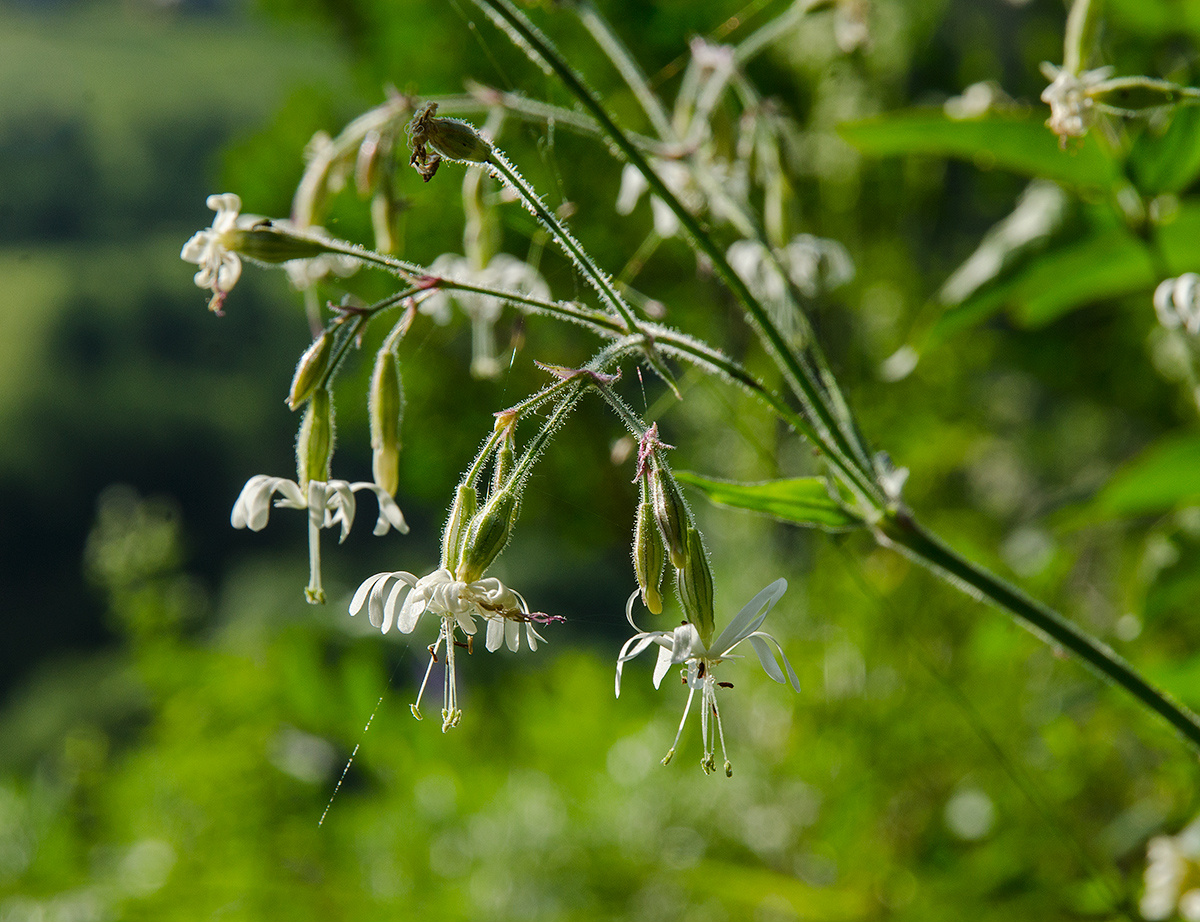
(677, 527, 715, 644)
(288, 331, 333, 410)
(459, 489, 519, 582)
(633, 498, 666, 614)
(426, 116, 493, 164)
(441, 483, 478, 573)
(649, 466, 689, 569)
(369, 349, 404, 496)
(297, 387, 334, 488)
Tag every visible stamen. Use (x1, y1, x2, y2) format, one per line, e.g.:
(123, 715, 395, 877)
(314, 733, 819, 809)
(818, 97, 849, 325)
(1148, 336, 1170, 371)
(412, 627, 446, 721)
(713, 683, 732, 779)
(664, 685, 697, 766)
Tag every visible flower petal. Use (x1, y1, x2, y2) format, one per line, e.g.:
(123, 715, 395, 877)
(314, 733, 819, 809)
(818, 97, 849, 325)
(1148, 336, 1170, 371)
(231, 475, 294, 531)
(652, 643, 676, 689)
(506, 619, 520, 653)
(747, 632, 801, 691)
(485, 617, 504, 652)
(349, 482, 410, 536)
(712, 577, 787, 655)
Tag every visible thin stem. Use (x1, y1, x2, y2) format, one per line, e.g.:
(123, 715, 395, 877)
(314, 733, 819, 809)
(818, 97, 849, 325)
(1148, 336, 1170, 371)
(575, 0, 676, 141)
(878, 511, 1200, 751)
(484, 148, 640, 333)
(471, 0, 882, 509)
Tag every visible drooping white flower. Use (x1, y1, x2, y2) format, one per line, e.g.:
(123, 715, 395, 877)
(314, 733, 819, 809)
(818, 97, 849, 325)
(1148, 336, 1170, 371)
(349, 567, 563, 731)
(418, 253, 550, 377)
(1039, 64, 1114, 145)
(180, 193, 259, 314)
(616, 577, 800, 775)
(1142, 819, 1200, 920)
(231, 474, 407, 604)
(616, 160, 703, 239)
(1154, 274, 1200, 335)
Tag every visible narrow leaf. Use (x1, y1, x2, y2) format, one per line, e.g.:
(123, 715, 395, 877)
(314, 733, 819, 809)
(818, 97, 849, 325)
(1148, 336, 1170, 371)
(1089, 433, 1200, 519)
(675, 472, 863, 530)
(839, 111, 1119, 189)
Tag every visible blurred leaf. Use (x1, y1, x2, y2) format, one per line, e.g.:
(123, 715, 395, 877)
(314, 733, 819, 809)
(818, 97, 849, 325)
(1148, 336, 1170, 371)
(1129, 107, 1200, 195)
(934, 201, 1200, 334)
(675, 471, 864, 530)
(1087, 432, 1200, 519)
(838, 111, 1119, 189)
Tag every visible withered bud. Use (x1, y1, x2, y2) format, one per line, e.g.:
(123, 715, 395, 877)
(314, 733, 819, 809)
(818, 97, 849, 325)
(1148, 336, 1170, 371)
(297, 387, 334, 488)
(407, 102, 492, 182)
(369, 349, 404, 496)
(441, 483, 478, 573)
(288, 331, 333, 410)
(677, 526, 715, 645)
(649, 466, 689, 569)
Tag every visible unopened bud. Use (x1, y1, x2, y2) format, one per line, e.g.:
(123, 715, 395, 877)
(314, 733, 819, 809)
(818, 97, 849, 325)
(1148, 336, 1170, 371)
(459, 489, 519, 582)
(355, 129, 384, 196)
(297, 387, 334, 488)
(649, 467, 689, 568)
(633, 499, 666, 614)
(369, 349, 404, 495)
(232, 221, 336, 263)
(288, 331, 333, 410)
(441, 483, 478, 573)
(677, 527, 714, 644)
(491, 430, 515, 495)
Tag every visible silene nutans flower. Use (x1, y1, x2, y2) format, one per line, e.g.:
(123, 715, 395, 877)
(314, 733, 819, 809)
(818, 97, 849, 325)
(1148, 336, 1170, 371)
(616, 578, 800, 776)
(231, 389, 407, 604)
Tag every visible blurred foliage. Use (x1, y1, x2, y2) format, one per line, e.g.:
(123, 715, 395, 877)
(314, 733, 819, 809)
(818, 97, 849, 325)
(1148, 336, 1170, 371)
(5, 0, 1200, 919)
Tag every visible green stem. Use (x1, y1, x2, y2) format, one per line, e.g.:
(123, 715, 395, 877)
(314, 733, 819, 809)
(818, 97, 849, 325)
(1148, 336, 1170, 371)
(472, 0, 882, 508)
(878, 510, 1200, 750)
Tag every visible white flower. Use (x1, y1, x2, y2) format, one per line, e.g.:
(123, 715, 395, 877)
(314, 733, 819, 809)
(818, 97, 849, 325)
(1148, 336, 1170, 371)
(1154, 274, 1200, 335)
(1039, 64, 1114, 144)
(231, 474, 407, 604)
(1142, 820, 1200, 921)
(349, 567, 563, 731)
(616, 161, 701, 239)
(180, 193, 259, 314)
(616, 577, 800, 775)
(419, 253, 550, 377)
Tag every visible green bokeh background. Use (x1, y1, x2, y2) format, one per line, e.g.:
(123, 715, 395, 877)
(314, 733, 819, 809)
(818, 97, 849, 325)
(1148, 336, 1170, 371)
(4, 0, 1200, 918)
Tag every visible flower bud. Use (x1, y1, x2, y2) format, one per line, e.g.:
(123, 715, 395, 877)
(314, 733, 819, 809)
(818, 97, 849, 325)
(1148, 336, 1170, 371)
(633, 498, 666, 614)
(232, 221, 336, 263)
(297, 387, 334, 488)
(491, 430, 515, 495)
(441, 483, 478, 573)
(677, 527, 715, 644)
(288, 331, 333, 410)
(355, 129, 385, 197)
(649, 466, 689, 569)
(369, 349, 404, 496)
(459, 488, 519, 582)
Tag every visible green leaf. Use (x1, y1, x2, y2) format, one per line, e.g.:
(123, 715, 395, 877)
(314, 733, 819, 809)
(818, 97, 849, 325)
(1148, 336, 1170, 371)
(1088, 433, 1200, 519)
(674, 472, 864, 531)
(838, 111, 1119, 189)
(934, 200, 1200, 335)
(1129, 106, 1200, 195)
